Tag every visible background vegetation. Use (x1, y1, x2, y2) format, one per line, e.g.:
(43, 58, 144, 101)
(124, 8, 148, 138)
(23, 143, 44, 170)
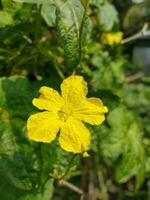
(0, 0, 150, 199)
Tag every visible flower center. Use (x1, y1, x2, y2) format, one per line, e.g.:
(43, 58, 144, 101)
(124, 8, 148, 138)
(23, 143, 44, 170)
(58, 111, 69, 122)
(58, 104, 72, 122)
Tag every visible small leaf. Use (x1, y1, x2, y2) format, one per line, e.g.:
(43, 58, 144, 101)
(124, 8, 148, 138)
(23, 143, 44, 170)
(2, 0, 22, 14)
(41, 3, 56, 27)
(0, 11, 14, 28)
(98, 2, 119, 31)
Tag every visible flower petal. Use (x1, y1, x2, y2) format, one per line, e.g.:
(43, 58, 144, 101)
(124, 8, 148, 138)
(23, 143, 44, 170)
(27, 111, 61, 143)
(72, 97, 108, 125)
(59, 118, 91, 153)
(87, 97, 108, 113)
(33, 86, 63, 111)
(61, 75, 88, 100)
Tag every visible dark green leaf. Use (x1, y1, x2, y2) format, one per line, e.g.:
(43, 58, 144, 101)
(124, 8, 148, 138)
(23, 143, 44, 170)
(55, 0, 84, 67)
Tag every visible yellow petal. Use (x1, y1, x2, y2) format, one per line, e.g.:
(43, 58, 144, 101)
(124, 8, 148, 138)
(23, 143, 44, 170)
(27, 111, 61, 143)
(33, 86, 63, 111)
(88, 97, 108, 113)
(72, 97, 108, 125)
(61, 75, 88, 100)
(59, 117, 91, 153)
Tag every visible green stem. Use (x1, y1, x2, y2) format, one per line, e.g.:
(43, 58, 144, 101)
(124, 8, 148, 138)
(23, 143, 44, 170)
(79, 0, 90, 61)
(58, 154, 77, 180)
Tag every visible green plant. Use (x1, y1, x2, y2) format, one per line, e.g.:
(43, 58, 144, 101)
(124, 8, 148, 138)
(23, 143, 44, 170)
(0, 0, 150, 199)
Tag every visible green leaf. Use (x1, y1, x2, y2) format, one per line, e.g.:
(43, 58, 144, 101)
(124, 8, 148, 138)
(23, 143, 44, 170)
(97, 107, 146, 189)
(91, 56, 125, 92)
(80, 0, 87, 8)
(0, 176, 17, 200)
(123, 84, 150, 114)
(0, 120, 39, 190)
(81, 17, 93, 48)
(0, 76, 36, 118)
(123, 1, 150, 30)
(98, 2, 119, 31)
(55, 0, 84, 67)
(40, 144, 57, 182)
(18, 178, 54, 200)
(91, 0, 105, 7)
(0, 176, 54, 200)
(41, 3, 56, 27)
(2, 0, 22, 14)
(0, 11, 14, 28)
(0, 76, 40, 190)
(115, 122, 145, 190)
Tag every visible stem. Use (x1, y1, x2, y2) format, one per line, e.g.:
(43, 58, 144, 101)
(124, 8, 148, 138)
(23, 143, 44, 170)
(54, 64, 65, 80)
(122, 23, 149, 44)
(125, 72, 143, 83)
(59, 180, 84, 195)
(79, 0, 90, 61)
(58, 154, 77, 180)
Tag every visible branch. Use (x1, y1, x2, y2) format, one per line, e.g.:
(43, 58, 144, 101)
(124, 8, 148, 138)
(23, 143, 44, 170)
(122, 23, 149, 44)
(59, 180, 84, 196)
(125, 73, 143, 83)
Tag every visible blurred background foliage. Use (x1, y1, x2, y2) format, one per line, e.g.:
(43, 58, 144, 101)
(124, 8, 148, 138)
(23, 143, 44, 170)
(0, 0, 150, 199)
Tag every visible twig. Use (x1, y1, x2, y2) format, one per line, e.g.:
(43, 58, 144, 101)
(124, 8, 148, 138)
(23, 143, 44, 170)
(97, 170, 109, 200)
(122, 23, 149, 44)
(125, 73, 143, 83)
(59, 180, 84, 195)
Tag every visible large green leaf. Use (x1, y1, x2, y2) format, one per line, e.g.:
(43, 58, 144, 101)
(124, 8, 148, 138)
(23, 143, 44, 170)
(0, 176, 54, 200)
(0, 76, 39, 190)
(0, 76, 56, 192)
(18, 178, 54, 200)
(93, 107, 146, 189)
(55, 0, 84, 67)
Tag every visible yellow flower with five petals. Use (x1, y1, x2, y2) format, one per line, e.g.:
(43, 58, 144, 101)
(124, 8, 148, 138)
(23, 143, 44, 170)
(27, 75, 108, 153)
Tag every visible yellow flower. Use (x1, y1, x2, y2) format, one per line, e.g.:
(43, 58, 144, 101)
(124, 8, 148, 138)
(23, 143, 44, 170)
(27, 75, 108, 153)
(101, 32, 122, 45)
